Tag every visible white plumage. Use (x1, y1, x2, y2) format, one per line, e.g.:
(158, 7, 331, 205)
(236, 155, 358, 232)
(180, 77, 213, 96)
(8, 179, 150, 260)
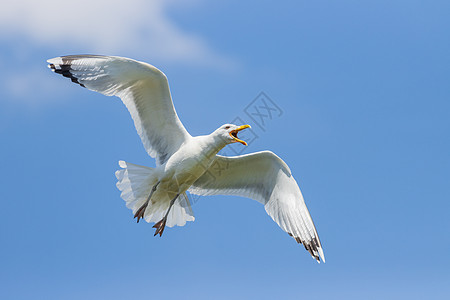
(48, 55, 325, 263)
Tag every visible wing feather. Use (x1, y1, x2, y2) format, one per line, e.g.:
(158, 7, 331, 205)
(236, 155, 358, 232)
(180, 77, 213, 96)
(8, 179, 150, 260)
(47, 55, 190, 165)
(189, 151, 325, 262)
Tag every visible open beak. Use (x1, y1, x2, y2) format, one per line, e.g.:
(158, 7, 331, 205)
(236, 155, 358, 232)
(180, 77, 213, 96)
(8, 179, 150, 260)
(229, 124, 251, 145)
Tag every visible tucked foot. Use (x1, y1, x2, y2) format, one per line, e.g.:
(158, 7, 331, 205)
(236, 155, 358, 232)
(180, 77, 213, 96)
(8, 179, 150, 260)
(134, 202, 148, 223)
(152, 218, 167, 237)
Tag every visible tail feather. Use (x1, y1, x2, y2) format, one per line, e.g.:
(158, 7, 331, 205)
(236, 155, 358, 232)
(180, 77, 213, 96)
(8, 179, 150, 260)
(115, 160, 195, 227)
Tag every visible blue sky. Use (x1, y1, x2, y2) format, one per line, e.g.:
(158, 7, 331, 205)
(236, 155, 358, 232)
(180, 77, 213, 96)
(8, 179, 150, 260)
(1, 0, 449, 299)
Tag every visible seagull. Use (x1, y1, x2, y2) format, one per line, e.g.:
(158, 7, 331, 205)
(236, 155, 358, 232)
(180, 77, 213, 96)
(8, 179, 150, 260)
(47, 55, 325, 263)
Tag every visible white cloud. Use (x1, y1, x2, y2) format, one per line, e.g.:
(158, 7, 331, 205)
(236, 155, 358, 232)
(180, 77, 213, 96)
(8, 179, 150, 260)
(0, 0, 237, 105)
(0, 0, 234, 69)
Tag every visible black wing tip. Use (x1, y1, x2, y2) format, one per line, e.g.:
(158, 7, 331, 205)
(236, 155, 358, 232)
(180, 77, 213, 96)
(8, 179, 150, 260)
(47, 59, 85, 88)
(288, 232, 323, 263)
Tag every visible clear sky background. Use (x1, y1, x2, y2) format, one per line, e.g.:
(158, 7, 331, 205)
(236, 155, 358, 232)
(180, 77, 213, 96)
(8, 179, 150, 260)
(1, 1, 449, 299)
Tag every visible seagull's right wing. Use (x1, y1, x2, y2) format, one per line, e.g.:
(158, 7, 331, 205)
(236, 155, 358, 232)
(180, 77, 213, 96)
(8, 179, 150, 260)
(47, 55, 191, 165)
(189, 151, 325, 262)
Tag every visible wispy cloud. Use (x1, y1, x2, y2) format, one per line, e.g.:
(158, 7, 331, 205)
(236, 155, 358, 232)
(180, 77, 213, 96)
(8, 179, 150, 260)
(0, 0, 236, 104)
(0, 0, 234, 68)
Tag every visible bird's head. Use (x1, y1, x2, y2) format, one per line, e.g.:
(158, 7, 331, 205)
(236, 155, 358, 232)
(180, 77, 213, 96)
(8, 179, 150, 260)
(215, 124, 251, 146)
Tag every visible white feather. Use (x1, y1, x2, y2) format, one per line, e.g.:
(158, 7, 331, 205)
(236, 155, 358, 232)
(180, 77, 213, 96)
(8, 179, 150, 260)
(47, 55, 190, 165)
(189, 151, 325, 262)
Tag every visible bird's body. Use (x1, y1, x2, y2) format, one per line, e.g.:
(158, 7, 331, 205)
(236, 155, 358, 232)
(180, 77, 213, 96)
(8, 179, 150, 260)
(150, 134, 227, 200)
(163, 135, 220, 184)
(48, 55, 325, 263)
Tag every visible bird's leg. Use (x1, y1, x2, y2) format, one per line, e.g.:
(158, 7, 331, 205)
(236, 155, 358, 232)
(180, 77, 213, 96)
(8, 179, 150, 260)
(153, 193, 179, 237)
(134, 181, 160, 223)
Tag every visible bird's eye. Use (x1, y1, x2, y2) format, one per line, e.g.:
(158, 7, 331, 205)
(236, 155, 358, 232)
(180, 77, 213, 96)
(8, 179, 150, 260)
(224, 126, 230, 130)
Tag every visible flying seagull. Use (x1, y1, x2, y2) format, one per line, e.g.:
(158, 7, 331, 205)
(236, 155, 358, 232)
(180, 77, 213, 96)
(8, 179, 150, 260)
(47, 55, 325, 263)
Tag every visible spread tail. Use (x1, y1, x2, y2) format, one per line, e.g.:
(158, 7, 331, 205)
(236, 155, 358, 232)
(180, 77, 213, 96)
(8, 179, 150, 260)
(115, 161, 195, 227)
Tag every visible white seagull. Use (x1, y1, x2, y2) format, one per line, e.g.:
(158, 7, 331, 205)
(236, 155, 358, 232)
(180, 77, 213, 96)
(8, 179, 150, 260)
(47, 55, 325, 263)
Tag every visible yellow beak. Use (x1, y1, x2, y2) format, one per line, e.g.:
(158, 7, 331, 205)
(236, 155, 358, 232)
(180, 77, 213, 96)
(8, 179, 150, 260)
(229, 124, 251, 146)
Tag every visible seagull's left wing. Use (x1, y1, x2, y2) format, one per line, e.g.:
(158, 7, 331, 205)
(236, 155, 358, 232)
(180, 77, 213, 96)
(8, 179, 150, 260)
(189, 151, 325, 262)
(47, 55, 190, 165)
